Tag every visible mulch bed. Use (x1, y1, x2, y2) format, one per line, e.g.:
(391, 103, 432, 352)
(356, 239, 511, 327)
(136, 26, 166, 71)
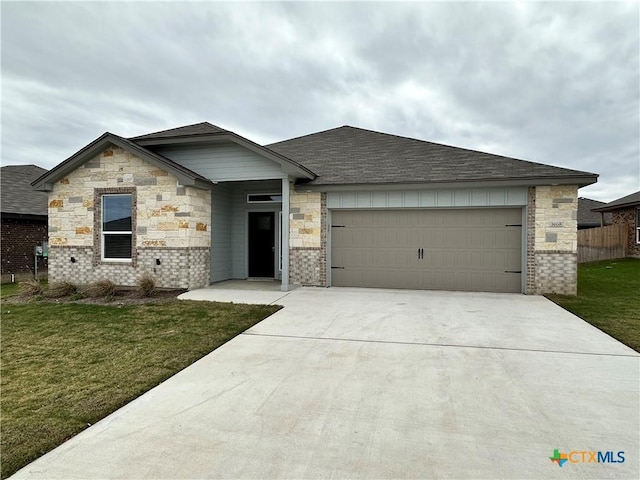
(3, 289, 187, 306)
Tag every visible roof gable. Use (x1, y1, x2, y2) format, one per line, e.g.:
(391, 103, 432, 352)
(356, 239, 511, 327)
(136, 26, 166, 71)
(1, 165, 49, 216)
(131, 123, 315, 179)
(577, 197, 612, 227)
(269, 126, 598, 187)
(31, 133, 215, 192)
(130, 122, 227, 140)
(592, 191, 640, 212)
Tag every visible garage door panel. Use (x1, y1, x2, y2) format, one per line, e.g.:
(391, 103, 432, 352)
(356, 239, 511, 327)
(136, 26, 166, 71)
(331, 209, 522, 293)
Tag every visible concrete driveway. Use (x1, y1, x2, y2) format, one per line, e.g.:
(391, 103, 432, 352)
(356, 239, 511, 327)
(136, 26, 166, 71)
(11, 288, 639, 479)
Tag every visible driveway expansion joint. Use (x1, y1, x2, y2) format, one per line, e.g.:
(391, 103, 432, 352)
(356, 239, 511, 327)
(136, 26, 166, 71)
(242, 332, 640, 358)
(268, 292, 291, 305)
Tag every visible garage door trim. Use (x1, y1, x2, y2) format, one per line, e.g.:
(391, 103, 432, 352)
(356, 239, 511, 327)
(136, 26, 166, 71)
(327, 207, 527, 293)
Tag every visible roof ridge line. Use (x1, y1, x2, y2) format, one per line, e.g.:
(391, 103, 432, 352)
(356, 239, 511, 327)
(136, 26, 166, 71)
(267, 125, 346, 146)
(129, 121, 228, 140)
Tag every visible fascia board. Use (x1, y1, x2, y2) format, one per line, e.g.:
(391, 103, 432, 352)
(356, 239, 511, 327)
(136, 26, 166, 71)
(295, 175, 598, 193)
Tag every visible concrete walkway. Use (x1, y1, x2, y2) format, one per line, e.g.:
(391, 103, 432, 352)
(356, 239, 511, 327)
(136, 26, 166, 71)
(11, 287, 639, 479)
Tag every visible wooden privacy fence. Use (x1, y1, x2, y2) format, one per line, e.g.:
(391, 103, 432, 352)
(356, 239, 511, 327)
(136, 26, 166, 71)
(578, 224, 627, 263)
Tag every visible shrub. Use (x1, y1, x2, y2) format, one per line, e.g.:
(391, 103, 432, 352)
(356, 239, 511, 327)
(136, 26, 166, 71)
(136, 273, 156, 297)
(45, 281, 78, 298)
(84, 279, 117, 298)
(18, 279, 43, 297)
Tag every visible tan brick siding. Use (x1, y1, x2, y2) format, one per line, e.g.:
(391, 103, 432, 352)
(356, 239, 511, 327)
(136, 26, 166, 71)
(289, 184, 322, 248)
(289, 188, 327, 286)
(47, 144, 212, 289)
(49, 245, 209, 289)
(49, 145, 211, 249)
(527, 185, 579, 295)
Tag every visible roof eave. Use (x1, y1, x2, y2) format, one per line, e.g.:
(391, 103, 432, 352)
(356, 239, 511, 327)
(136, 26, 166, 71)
(0, 212, 48, 220)
(132, 133, 227, 146)
(592, 201, 640, 212)
(295, 175, 598, 192)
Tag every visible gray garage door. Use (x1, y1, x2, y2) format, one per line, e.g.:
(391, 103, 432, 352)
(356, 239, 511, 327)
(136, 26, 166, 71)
(330, 209, 523, 293)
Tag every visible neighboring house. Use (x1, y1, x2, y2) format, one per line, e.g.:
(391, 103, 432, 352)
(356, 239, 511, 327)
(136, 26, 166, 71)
(32, 122, 598, 295)
(577, 197, 612, 229)
(1, 165, 49, 281)
(592, 191, 640, 257)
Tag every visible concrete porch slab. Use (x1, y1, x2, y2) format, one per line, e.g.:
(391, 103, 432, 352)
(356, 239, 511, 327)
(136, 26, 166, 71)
(178, 280, 291, 304)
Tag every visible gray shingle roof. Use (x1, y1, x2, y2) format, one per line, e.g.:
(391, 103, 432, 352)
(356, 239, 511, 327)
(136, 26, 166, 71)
(1, 165, 49, 216)
(130, 122, 227, 140)
(577, 197, 612, 228)
(592, 191, 640, 212)
(268, 126, 597, 186)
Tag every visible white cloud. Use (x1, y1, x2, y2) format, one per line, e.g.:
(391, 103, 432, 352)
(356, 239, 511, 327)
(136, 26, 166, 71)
(1, 1, 637, 201)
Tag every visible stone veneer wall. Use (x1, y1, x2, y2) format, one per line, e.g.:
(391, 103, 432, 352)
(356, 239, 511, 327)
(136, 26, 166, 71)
(288, 184, 327, 286)
(47, 144, 211, 289)
(612, 207, 640, 257)
(527, 185, 579, 295)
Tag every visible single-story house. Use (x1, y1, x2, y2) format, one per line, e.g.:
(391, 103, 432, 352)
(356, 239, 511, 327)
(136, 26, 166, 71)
(32, 122, 598, 295)
(577, 197, 612, 229)
(1, 164, 49, 282)
(592, 190, 640, 257)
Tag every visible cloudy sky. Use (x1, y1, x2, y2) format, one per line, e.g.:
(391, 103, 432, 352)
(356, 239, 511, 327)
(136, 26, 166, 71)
(2, 1, 638, 201)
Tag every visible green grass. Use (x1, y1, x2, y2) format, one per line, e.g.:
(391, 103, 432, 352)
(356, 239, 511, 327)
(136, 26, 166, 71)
(547, 258, 640, 352)
(1, 282, 24, 298)
(0, 299, 280, 478)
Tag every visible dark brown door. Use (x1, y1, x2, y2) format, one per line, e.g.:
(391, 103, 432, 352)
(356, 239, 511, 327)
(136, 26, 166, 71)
(248, 212, 275, 277)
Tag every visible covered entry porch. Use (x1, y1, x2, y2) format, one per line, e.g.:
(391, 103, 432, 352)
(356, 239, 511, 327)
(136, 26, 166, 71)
(210, 178, 291, 291)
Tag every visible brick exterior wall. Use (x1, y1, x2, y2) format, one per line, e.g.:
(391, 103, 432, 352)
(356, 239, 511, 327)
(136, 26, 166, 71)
(49, 246, 209, 289)
(527, 185, 579, 295)
(47, 144, 211, 289)
(525, 188, 536, 293)
(611, 206, 640, 257)
(289, 188, 327, 286)
(1, 217, 48, 280)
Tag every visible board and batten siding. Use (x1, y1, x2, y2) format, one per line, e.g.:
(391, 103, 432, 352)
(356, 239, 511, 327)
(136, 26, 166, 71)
(155, 143, 283, 182)
(327, 187, 528, 209)
(210, 183, 233, 282)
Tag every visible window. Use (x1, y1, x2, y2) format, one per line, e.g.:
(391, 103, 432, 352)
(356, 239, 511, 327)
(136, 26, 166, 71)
(637, 208, 640, 244)
(247, 193, 282, 203)
(102, 194, 132, 261)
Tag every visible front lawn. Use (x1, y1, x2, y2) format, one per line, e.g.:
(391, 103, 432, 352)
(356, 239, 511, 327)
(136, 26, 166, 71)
(1, 282, 26, 298)
(547, 258, 640, 353)
(0, 299, 279, 479)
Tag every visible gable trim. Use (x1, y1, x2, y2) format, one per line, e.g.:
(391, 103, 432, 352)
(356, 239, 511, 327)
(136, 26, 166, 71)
(31, 133, 216, 192)
(134, 132, 316, 180)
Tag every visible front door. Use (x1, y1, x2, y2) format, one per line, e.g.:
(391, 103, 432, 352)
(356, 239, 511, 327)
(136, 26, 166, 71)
(248, 211, 275, 277)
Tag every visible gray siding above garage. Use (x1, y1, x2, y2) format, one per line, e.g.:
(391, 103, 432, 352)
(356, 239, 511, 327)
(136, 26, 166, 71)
(155, 142, 283, 182)
(327, 187, 528, 209)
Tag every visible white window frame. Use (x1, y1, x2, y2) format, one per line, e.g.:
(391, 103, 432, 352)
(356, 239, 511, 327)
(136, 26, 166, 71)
(101, 194, 133, 262)
(636, 208, 640, 244)
(247, 193, 282, 204)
